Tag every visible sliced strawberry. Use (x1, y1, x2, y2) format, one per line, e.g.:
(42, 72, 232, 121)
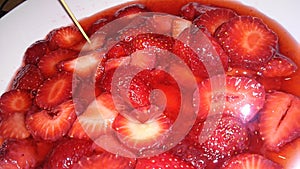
(136, 152, 196, 169)
(259, 91, 300, 151)
(256, 76, 283, 92)
(112, 114, 171, 150)
(73, 152, 136, 169)
(35, 72, 73, 109)
(26, 100, 77, 141)
(114, 4, 148, 18)
(132, 33, 174, 52)
(215, 15, 278, 69)
(193, 7, 237, 35)
(58, 51, 102, 78)
(266, 138, 300, 169)
(0, 112, 30, 139)
(221, 153, 282, 169)
(226, 67, 257, 78)
(172, 18, 192, 38)
(106, 41, 134, 59)
(180, 2, 215, 21)
(0, 139, 40, 169)
(261, 53, 297, 77)
(196, 116, 249, 163)
(152, 14, 174, 34)
(118, 22, 153, 42)
(48, 26, 84, 49)
(45, 138, 93, 169)
(68, 93, 118, 140)
(38, 48, 77, 77)
(130, 50, 157, 69)
(197, 75, 265, 123)
(87, 17, 110, 36)
(0, 89, 32, 114)
(23, 40, 49, 65)
(11, 64, 44, 92)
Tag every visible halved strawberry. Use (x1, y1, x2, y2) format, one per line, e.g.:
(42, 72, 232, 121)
(23, 40, 49, 65)
(48, 26, 84, 49)
(135, 152, 196, 169)
(68, 93, 118, 140)
(266, 138, 300, 169)
(44, 138, 93, 169)
(196, 116, 249, 163)
(11, 64, 44, 92)
(179, 2, 215, 21)
(106, 41, 134, 59)
(0, 139, 40, 169)
(193, 7, 237, 35)
(35, 72, 73, 109)
(0, 112, 30, 139)
(259, 91, 300, 151)
(197, 75, 265, 123)
(112, 114, 171, 150)
(221, 153, 282, 169)
(26, 100, 77, 141)
(73, 152, 136, 169)
(0, 89, 32, 114)
(132, 33, 175, 52)
(38, 48, 78, 77)
(114, 4, 148, 18)
(261, 53, 297, 77)
(215, 15, 278, 69)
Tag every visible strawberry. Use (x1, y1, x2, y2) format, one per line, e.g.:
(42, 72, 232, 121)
(197, 116, 249, 163)
(215, 15, 278, 69)
(44, 138, 93, 169)
(11, 64, 44, 92)
(221, 153, 282, 169)
(68, 93, 118, 140)
(197, 75, 265, 123)
(38, 48, 77, 77)
(73, 152, 136, 169)
(118, 22, 153, 42)
(23, 40, 49, 65)
(259, 91, 300, 151)
(0, 89, 32, 114)
(266, 138, 300, 169)
(0, 112, 30, 139)
(135, 152, 196, 169)
(193, 7, 237, 35)
(48, 26, 84, 49)
(171, 18, 192, 38)
(131, 33, 174, 51)
(114, 4, 148, 18)
(0, 139, 40, 169)
(179, 2, 215, 21)
(106, 41, 134, 59)
(261, 53, 297, 77)
(256, 76, 283, 92)
(26, 100, 77, 141)
(112, 114, 172, 150)
(58, 51, 102, 78)
(87, 17, 110, 36)
(35, 72, 73, 109)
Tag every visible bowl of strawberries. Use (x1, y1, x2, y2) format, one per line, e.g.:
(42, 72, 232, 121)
(0, 0, 299, 168)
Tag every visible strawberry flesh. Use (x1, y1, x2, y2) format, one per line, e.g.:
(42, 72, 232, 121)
(114, 4, 148, 18)
(0, 89, 32, 114)
(0, 112, 30, 139)
(48, 26, 84, 49)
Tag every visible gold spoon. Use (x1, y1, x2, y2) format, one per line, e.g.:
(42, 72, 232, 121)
(59, 0, 91, 44)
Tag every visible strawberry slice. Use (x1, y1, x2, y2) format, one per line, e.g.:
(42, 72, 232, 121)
(11, 64, 44, 92)
(35, 72, 72, 109)
(266, 138, 300, 169)
(68, 93, 118, 140)
(193, 7, 237, 35)
(23, 40, 49, 65)
(197, 75, 265, 123)
(0, 112, 30, 139)
(135, 152, 196, 169)
(196, 116, 249, 163)
(180, 2, 215, 21)
(0, 89, 32, 114)
(38, 48, 77, 77)
(44, 138, 93, 169)
(261, 53, 298, 77)
(221, 153, 282, 169)
(132, 33, 174, 51)
(215, 15, 278, 69)
(48, 26, 84, 49)
(87, 17, 110, 36)
(26, 100, 77, 141)
(0, 139, 40, 169)
(112, 114, 172, 150)
(114, 4, 148, 18)
(259, 91, 300, 151)
(73, 152, 136, 169)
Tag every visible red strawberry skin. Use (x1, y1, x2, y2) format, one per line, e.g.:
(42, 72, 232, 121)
(135, 152, 196, 169)
(114, 4, 148, 18)
(48, 26, 84, 49)
(215, 16, 278, 69)
(44, 139, 93, 169)
(23, 40, 49, 65)
(0, 89, 32, 114)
